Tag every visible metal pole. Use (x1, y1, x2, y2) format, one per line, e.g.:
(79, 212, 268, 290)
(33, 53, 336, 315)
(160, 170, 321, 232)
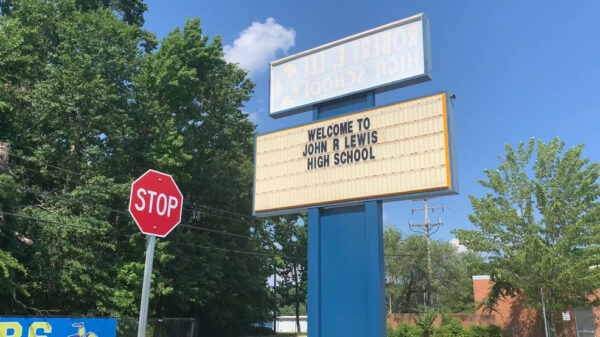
(137, 235, 156, 337)
(273, 267, 277, 335)
(424, 200, 433, 307)
(410, 199, 443, 308)
(541, 288, 549, 337)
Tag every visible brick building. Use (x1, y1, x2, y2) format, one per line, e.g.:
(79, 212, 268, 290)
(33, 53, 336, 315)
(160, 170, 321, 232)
(472, 275, 600, 337)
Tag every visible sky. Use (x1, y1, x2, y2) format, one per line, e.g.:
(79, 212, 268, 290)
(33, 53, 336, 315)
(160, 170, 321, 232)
(143, 0, 600, 245)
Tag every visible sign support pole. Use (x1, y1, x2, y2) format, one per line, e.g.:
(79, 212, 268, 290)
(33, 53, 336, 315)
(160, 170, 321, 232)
(137, 235, 156, 337)
(307, 92, 385, 337)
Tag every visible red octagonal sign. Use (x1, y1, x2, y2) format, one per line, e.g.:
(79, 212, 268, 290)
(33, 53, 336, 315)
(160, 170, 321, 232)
(129, 169, 183, 237)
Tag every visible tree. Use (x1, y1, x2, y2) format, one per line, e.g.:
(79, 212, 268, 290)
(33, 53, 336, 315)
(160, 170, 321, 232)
(0, 1, 272, 335)
(270, 214, 308, 333)
(454, 138, 600, 332)
(384, 227, 484, 313)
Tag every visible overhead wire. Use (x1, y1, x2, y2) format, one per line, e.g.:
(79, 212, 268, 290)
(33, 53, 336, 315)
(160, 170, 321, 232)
(8, 152, 89, 179)
(7, 162, 70, 182)
(2, 183, 405, 257)
(3, 211, 307, 262)
(3, 153, 407, 258)
(168, 241, 306, 261)
(7, 151, 263, 225)
(0, 179, 264, 239)
(2, 211, 128, 234)
(0, 181, 130, 216)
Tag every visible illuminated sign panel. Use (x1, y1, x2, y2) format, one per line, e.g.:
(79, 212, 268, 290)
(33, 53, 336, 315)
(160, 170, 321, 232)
(269, 14, 431, 117)
(254, 93, 457, 215)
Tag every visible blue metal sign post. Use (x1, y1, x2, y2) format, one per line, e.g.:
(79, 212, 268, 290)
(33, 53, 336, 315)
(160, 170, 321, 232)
(307, 93, 386, 337)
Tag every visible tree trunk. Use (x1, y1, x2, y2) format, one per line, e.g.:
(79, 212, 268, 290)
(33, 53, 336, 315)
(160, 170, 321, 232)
(293, 262, 301, 333)
(0, 142, 9, 170)
(273, 267, 277, 335)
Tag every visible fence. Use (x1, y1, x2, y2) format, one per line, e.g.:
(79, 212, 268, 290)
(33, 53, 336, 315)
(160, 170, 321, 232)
(118, 317, 200, 337)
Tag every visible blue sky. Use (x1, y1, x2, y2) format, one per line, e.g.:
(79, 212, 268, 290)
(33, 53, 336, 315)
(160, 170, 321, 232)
(144, 0, 600, 244)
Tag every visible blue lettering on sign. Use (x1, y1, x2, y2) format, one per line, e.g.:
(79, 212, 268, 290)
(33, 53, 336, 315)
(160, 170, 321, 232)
(0, 317, 116, 337)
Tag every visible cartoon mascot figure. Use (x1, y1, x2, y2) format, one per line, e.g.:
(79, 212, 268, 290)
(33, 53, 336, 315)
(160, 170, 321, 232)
(68, 322, 98, 337)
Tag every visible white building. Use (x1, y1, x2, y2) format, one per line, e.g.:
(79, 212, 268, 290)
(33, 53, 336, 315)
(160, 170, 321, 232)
(275, 316, 307, 334)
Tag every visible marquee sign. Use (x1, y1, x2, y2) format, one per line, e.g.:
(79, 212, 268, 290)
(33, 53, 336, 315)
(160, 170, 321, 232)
(254, 92, 457, 215)
(269, 13, 431, 117)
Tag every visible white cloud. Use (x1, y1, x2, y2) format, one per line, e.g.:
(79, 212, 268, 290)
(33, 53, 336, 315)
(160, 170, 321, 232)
(224, 18, 296, 75)
(247, 111, 258, 122)
(450, 238, 468, 253)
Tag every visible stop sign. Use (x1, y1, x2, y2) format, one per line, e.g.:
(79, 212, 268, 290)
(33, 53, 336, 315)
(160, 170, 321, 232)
(129, 169, 183, 237)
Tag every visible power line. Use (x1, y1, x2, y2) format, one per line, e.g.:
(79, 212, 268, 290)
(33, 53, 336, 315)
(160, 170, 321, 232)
(0, 181, 130, 216)
(0, 179, 277, 245)
(2, 180, 302, 251)
(178, 224, 255, 240)
(5, 207, 265, 243)
(7, 162, 70, 182)
(4, 211, 301, 260)
(8, 152, 89, 179)
(5, 206, 407, 263)
(182, 201, 257, 220)
(2, 211, 128, 234)
(1, 180, 261, 234)
(2, 156, 309, 246)
(7, 152, 261, 225)
(168, 241, 307, 261)
(6, 148, 291, 229)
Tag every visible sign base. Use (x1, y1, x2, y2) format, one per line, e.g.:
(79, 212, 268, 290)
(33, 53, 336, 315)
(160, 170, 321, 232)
(308, 201, 385, 337)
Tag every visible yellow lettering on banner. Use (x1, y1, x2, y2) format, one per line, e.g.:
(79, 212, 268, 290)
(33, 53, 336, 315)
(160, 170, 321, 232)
(28, 322, 51, 337)
(0, 322, 23, 337)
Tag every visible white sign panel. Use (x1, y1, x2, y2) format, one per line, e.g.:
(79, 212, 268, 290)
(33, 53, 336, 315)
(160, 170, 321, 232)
(254, 93, 457, 215)
(270, 14, 431, 117)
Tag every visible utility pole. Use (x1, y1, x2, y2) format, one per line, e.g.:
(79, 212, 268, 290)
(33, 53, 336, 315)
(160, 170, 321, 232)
(410, 199, 444, 307)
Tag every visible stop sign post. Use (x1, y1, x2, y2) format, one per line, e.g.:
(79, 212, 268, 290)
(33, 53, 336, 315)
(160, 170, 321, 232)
(128, 169, 183, 337)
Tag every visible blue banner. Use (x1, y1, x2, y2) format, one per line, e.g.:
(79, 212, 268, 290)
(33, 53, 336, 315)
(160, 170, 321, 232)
(0, 317, 117, 337)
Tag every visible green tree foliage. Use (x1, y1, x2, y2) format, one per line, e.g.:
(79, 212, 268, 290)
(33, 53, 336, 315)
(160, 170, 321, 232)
(269, 214, 308, 332)
(387, 316, 502, 337)
(454, 138, 600, 331)
(0, 1, 270, 335)
(384, 227, 485, 313)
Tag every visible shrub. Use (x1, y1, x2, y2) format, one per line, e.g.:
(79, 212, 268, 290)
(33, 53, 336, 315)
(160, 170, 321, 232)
(464, 324, 502, 337)
(387, 319, 502, 337)
(434, 316, 465, 337)
(388, 323, 424, 337)
(415, 310, 437, 337)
